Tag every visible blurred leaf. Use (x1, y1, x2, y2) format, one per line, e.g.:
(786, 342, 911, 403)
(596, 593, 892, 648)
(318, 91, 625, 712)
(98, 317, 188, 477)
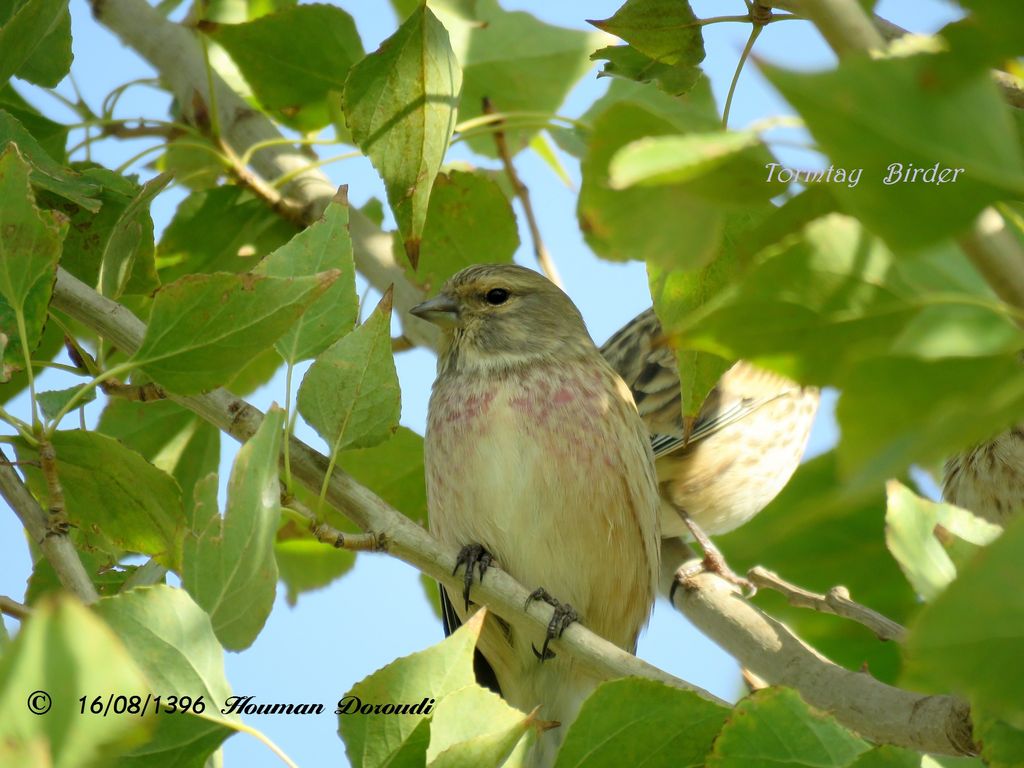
(181, 410, 284, 651)
(589, 0, 704, 67)
(98, 398, 220, 516)
(448, 0, 601, 158)
(37, 384, 95, 421)
(973, 705, 1024, 768)
(719, 452, 917, 682)
(0, 595, 152, 768)
(157, 187, 295, 282)
(131, 270, 338, 395)
(903, 515, 1024, 726)
(591, 44, 702, 97)
(0, 144, 66, 375)
(763, 54, 1024, 248)
(410, 170, 519, 292)
(0, 110, 100, 210)
(427, 685, 531, 768)
(940, 0, 1022, 71)
(0, 83, 66, 158)
(885, 480, 1003, 601)
(98, 172, 170, 299)
(846, 746, 929, 767)
(256, 197, 358, 363)
(556, 678, 727, 768)
(17, 430, 186, 568)
(26, 550, 144, 602)
(837, 354, 1024, 492)
(341, 426, 427, 525)
(339, 611, 483, 768)
(609, 131, 762, 189)
(343, 5, 461, 266)
(94, 585, 243, 766)
(0, 0, 71, 87)
(275, 529, 355, 606)
(707, 687, 869, 767)
(211, 4, 364, 131)
(298, 290, 400, 454)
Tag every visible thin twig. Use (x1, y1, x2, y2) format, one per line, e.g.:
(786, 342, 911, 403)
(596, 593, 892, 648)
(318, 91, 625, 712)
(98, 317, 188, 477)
(0, 595, 29, 620)
(282, 493, 384, 552)
(219, 139, 307, 228)
(100, 380, 167, 402)
(391, 335, 415, 353)
(722, 23, 764, 128)
(747, 565, 907, 642)
(482, 98, 564, 290)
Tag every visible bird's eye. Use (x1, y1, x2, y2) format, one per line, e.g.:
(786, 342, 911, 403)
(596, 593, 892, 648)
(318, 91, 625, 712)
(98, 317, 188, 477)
(485, 288, 510, 305)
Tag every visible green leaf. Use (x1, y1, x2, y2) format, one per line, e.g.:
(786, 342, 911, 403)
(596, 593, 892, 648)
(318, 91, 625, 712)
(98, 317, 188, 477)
(846, 746, 930, 768)
(836, 354, 1024, 491)
(37, 385, 96, 421)
(26, 550, 144, 602)
(610, 131, 762, 189)
(211, 3, 364, 131)
(410, 170, 519, 292)
(885, 480, 1003, 601)
(719, 453, 917, 682)
(181, 409, 284, 651)
(427, 685, 532, 768)
(0, 144, 66, 374)
(131, 270, 337, 395)
(762, 54, 1024, 248)
(591, 44, 702, 96)
(98, 172, 170, 299)
(94, 585, 244, 767)
(340, 426, 427, 525)
(17, 430, 186, 568)
(255, 197, 358, 363)
(0, 82, 67, 158)
(904, 514, 1024, 726)
(343, 5, 461, 266)
(339, 610, 483, 768)
(447, 0, 601, 158)
(0, 595, 152, 768)
(973, 705, 1024, 768)
(590, 0, 705, 67)
(556, 678, 727, 768)
(707, 687, 869, 767)
(97, 398, 220, 516)
(0, 0, 71, 87)
(579, 95, 722, 268)
(298, 290, 400, 454)
(0, 110, 100, 211)
(156, 187, 295, 282)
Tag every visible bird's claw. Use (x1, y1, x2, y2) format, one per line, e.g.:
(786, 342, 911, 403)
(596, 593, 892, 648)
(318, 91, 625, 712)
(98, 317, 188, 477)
(525, 587, 578, 662)
(453, 543, 495, 611)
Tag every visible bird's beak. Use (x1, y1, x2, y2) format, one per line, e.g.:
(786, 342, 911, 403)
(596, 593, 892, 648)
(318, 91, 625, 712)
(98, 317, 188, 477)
(409, 293, 461, 328)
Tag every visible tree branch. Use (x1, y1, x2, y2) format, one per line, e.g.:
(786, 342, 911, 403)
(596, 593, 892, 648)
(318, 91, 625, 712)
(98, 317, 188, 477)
(0, 449, 99, 603)
(0, 595, 30, 620)
(88, 0, 440, 352)
(747, 566, 907, 642)
(50, 267, 714, 705)
(663, 542, 976, 756)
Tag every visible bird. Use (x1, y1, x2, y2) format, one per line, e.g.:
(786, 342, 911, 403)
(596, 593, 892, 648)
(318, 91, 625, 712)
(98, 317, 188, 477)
(943, 424, 1024, 525)
(411, 265, 660, 766)
(600, 308, 820, 576)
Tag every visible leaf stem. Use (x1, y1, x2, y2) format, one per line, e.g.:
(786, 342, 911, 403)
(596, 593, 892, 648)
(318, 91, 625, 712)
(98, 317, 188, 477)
(43, 361, 137, 436)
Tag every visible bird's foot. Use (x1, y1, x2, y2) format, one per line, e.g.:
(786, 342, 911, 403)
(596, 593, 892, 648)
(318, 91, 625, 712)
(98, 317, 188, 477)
(525, 587, 578, 662)
(453, 543, 495, 611)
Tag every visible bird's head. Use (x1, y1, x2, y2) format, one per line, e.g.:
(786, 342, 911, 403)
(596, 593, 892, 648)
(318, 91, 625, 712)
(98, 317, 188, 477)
(410, 264, 594, 374)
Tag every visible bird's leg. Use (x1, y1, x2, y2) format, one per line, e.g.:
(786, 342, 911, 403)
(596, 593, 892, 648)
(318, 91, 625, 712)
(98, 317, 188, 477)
(453, 543, 495, 611)
(525, 587, 578, 662)
(678, 512, 756, 595)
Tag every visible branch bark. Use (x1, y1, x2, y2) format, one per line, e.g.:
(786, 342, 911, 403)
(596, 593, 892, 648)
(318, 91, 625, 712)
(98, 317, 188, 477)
(50, 267, 713, 705)
(0, 449, 99, 603)
(88, 0, 440, 352)
(663, 541, 976, 756)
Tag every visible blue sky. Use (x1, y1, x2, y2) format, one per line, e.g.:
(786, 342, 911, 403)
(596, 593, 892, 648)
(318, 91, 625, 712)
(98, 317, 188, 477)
(0, 2, 959, 765)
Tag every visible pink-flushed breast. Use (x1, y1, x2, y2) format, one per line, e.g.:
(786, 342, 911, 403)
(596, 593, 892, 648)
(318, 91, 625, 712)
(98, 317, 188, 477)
(425, 358, 660, 654)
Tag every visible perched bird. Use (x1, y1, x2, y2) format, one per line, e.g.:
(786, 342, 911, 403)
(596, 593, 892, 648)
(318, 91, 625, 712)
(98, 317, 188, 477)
(412, 265, 660, 766)
(600, 309, 820, 570)
(943, 424, 1024, 525)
